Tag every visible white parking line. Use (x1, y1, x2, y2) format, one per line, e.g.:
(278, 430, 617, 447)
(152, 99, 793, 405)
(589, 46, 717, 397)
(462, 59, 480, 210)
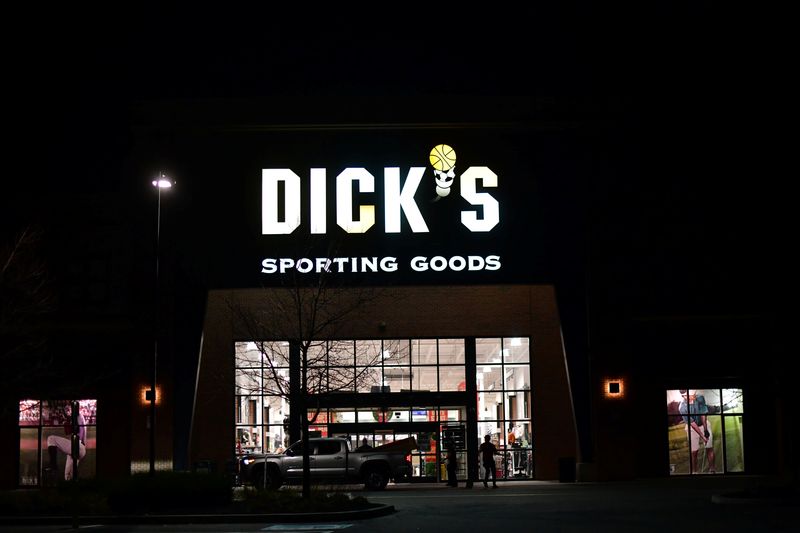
(261, 525, 353, 531)
(369, 492, 558, 499)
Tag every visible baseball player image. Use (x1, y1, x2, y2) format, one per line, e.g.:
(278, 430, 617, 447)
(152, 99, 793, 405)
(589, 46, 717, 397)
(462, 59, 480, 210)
(44, 407, 87, 481)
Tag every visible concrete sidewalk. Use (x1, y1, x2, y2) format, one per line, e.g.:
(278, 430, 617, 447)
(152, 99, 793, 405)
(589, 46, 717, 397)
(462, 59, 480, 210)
(0, 502, 395, 526)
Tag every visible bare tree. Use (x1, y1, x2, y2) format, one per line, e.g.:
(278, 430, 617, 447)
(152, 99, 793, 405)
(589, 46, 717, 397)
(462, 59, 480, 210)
(0, 226, 55, 416)
(228, 274, 397, 499)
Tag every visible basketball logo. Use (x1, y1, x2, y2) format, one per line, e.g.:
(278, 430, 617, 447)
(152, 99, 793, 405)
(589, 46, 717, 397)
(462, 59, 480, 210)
(430, 144, 457, 199)
(430, 144, 457, 172)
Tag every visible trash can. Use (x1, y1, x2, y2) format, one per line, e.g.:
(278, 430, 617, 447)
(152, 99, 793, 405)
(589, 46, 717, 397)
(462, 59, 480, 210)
(558, 457, 576, 483)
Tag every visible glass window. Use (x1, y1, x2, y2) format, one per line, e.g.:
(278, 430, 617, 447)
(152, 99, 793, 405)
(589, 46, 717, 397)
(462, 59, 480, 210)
(236, 425, 262, 452)
(439, 408, 464, 422)
(438, 339, 465, 364)
(235, 395, 262, 425)
(699, 389, 721, 413)
(477, 419, 501, 441)
(504, 338, 530, 363)
(19, 428, 38, 486)
(316, 440, 341, 455)
(261, 367, 290, 396)
(509, 420, 532, 447)
(22, 399, 97, 485)
(235, 368, 261, 396)
(504, 392, 526, 420)
(234, 342, 257, 367)
(287, 441, 305, 455)
(411, 339, 437, 365)
(479, 392, 504, 422)
(476, 338, 502, 364)
(355, 366, 381, 393)
(265, 424, 288, 452)
(306, 367, 330, 394)
(328, 340, 354, 367)
(503, 364, 530, 391)
(666, 388, 744, 475)
(476, 365, 503, 391)
(233, 336, 528, 478)
(356, 340, 382, 366)
(725, 414, 745, 473)
(411, 408, 433, 422)
(241, 341, 290, 368)
(439, 366, 466, 391)
(308, 409, 329, 424)
(234, 342, 262, 367)
(307, 342, 328, 367)
(383, 339, 410, 366)
(18, 400, 40, 426)
(263, 395, 286, 422)
(722, 389, 744, 414)
(329, 366, 356, 392)
(330, 409, 357, 423)
(384, 366, 411, 392)
(413, 366, 437, 392)
(388, 409, 411, 422)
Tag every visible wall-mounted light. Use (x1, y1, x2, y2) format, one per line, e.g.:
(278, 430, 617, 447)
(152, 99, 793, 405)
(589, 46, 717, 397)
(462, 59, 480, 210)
(603, 378, 625, 399)
(140, 385, 162, 406)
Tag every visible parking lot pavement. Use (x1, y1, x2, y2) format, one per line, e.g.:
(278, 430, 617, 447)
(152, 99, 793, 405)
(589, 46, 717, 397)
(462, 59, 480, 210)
(353, 476, 799, 533)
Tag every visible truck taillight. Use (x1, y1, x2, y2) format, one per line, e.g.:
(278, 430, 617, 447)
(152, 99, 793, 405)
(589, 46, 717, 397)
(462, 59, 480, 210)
(405, 454, 411, 463)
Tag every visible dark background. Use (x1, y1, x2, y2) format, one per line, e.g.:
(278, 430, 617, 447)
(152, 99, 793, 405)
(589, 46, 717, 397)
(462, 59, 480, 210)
(3, 5, 793, 470)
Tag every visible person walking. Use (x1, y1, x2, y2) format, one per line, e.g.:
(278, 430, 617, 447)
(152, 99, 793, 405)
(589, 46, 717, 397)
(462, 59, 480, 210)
(479, 435, 498, 488)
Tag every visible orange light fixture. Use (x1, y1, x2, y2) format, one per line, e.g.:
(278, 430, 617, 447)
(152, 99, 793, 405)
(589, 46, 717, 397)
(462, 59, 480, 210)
(140, 385, 162, 406)
(603, 378, 625, 399)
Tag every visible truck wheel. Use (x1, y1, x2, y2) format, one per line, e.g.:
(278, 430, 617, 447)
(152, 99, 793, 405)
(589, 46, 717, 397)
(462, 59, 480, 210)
(363, 466, 389, 490)
(254, 466, 282, 490)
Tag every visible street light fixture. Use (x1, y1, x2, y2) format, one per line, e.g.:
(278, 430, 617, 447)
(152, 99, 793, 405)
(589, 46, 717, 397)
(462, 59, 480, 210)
(149, 172, 173, 476)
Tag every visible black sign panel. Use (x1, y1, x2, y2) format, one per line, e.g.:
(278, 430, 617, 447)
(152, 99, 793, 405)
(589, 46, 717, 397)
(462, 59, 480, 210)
(442, 423, 466, 451)
(133, 125, 591, 289)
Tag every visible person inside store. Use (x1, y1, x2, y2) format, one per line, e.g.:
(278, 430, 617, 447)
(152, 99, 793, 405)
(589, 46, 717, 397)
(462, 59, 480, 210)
(446, 440, 458, 487)
(508, 423, 522, 475)
(356, 437, 373, 451)
(479, 434, 498, 488)
(679, 389, 716, 474)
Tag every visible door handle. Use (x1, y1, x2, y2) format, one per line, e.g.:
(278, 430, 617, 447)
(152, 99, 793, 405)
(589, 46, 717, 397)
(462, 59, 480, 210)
(335, 456, 343, 461)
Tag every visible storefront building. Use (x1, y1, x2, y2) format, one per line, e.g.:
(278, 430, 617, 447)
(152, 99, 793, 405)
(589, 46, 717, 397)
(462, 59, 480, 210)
(191, 285, 577, 482)
(7, 98, 789, 488)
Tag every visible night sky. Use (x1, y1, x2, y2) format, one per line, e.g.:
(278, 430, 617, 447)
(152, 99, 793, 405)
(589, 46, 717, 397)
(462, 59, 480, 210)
(4, 5, 792, 466)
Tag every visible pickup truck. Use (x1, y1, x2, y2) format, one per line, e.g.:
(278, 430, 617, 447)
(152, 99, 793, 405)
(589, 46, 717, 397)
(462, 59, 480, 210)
(239, 437, 414, 490)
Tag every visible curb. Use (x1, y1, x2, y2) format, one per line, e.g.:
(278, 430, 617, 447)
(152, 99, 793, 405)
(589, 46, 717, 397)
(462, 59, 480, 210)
(711, 494, 785, 505)
(711, 489, 800, 506)
(0, 503, 395, 525)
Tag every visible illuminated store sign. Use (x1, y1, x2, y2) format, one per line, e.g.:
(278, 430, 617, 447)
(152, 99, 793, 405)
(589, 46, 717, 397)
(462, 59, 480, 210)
(260, 255, 501, 274)
(261, 145, 499, 235)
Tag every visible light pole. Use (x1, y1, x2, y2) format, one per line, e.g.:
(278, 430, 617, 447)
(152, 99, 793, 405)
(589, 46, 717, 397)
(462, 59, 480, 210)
(150, 172, 173, 476)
